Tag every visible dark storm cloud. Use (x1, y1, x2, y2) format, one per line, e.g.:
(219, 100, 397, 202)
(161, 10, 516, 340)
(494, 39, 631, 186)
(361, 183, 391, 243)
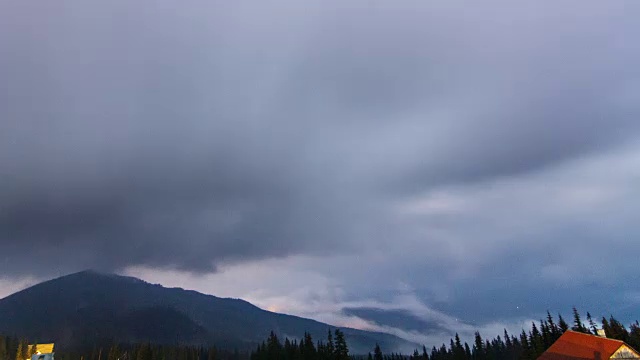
(1, 0, 640, 279)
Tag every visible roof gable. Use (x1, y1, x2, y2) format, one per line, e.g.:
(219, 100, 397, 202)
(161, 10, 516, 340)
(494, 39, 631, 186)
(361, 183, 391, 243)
(611, 344, 640, 359)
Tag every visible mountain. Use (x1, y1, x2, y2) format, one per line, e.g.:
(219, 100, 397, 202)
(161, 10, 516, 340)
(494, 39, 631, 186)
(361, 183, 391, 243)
(0, 271, 418, 354)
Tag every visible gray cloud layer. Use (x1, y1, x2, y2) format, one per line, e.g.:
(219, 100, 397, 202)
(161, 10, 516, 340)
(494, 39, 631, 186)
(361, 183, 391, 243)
(2, 0, 640, 334)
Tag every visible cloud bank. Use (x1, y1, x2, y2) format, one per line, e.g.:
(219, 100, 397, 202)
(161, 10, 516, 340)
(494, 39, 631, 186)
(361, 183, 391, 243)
(2, 0, 640, 345)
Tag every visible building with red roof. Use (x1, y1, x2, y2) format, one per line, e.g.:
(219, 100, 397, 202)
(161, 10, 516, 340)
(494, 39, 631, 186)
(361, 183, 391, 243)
(538, 330, 640, 360)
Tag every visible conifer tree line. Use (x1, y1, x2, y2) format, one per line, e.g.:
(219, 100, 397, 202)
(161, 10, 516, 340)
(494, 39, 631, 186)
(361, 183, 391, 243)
(250, 308, 640, 360)
(0, 338, 242, 360)
(1, 308, 639, 360)
(250, 329, 349, 360)
(411, 307, 640, 360)
(0, 338, 42, 360)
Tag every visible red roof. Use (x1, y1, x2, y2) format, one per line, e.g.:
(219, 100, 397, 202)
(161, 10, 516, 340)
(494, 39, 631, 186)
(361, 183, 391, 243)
(538, 331, 632, 360)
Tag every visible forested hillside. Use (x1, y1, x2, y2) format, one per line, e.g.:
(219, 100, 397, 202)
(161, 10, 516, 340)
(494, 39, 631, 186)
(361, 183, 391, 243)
(0, 271, 414, 353)
(1, 308, 638, 360)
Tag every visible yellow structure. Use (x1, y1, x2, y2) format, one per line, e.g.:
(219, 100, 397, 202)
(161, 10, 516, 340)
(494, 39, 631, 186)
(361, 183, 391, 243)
(27, 344, 55, 356)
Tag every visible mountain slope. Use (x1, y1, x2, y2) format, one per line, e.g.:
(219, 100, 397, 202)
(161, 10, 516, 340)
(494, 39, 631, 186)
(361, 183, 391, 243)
(0, 271, 417, 353)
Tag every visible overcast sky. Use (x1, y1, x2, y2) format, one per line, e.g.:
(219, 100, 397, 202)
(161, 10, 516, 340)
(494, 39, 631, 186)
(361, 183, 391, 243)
(2, 0, 640, 348)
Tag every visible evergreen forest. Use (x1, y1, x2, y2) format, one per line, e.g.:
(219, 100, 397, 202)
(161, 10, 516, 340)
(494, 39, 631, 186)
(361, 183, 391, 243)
(1, 308, 639, 360)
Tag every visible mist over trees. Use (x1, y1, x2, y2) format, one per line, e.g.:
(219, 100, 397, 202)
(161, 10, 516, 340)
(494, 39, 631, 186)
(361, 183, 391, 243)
(249, 308, 640, 360)
(1, 308, 639, 360)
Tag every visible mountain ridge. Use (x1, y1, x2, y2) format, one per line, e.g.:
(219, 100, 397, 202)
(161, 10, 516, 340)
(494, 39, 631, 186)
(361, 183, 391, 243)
(0, 270, 418, 354)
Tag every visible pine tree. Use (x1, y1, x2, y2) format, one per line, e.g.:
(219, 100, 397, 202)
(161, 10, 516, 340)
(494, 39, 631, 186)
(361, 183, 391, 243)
(502, 331, 513, 360)
(15, 341, 23, 360)
(302, 333, 316, 360)
(628, 321, 640, 351)
(546, 311, 559, 341)
(439, 344, 447, 360)
(326, 331, 335, 360)
(519, 330, 531, 360)
(28, 344, 37, 360)
(136, 343, 152, 360)
(411, 350, 420, 360)
(602, 317, 612, 337)
(472, 332, 484, 360)
(20, 341, 28, 360)
(107, 345, 119, 360)
(333, 330, 348, 360)
(430, 345, 437, 360)
(558, 314, 569, 333)
(530, 322, 544, 358)
(484, 340, 494, 360)
(503, 331, 511, 349)
(586, 312, 598, 334)
(448, 339, 455, 360)
(540, 320, 550, 348)
(607, 316, 630, 342)
(373, 344, 383, 360)
(452, 334, 465, 360)
(373, 343, 384, 360)
(266, 331, 283, 360)
(0, 337, 8, 360)
(571, 307, 587, 333)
